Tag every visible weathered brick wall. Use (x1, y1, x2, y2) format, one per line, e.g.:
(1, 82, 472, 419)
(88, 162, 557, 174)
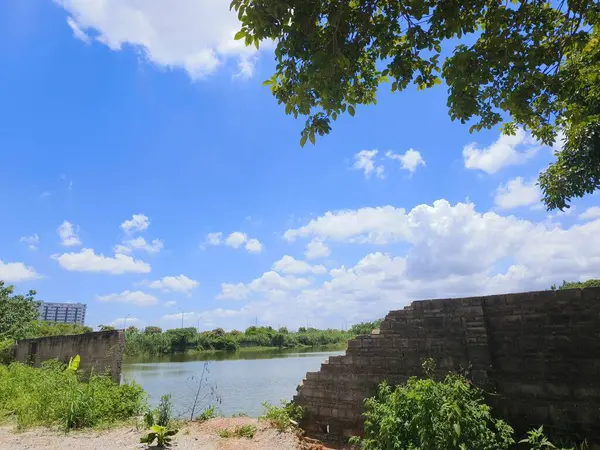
(15, 330, 124, 383)
(295, 288, 600, 443)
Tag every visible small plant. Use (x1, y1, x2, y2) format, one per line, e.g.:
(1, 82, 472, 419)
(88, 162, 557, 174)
(156, 394, 172, 426)
(260, 400, 304, 432)
(140, 424, 178, 448)
(519, 426, 584, 450)
(219, 424, 257, 439)
(65, 354, 80, 374)
(197, 405, 217, 422)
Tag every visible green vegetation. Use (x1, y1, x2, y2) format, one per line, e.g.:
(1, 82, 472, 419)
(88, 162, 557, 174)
(351, 360, 582, 450)
(197, 405, 217, 422)
(0, 360, 146, 430)
(218, 424, 257, 439)
(140, 425, 179, 448)
(232, 0, 599, 210)
(349, 319, 383, 336)
(260, 401, 304, 432)
(552, 279, 600, 290)
(141, 394, 179, 448)
(125, 325, 353, 356)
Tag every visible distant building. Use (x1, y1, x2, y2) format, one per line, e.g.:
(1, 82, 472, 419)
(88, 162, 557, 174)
(38, 302, 86, 325)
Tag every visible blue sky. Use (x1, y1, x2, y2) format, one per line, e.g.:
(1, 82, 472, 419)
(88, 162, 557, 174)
(1, 0, 598, 331)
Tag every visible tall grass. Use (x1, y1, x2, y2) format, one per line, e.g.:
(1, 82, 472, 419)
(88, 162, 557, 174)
(0, 361, 146, 430)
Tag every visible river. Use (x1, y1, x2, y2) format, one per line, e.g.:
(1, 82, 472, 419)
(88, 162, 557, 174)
(122, 346, 345, 418)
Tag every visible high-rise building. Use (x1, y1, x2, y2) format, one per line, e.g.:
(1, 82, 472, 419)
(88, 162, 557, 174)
(38, 302, 86, 325)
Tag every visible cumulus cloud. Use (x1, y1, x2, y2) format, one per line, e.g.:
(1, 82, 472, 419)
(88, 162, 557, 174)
(207, 200, 600, 330)
(120, 214, 150, 234)
(225, 232, 248, 248)
(352, 150, 384, 179)
(20, 234, 40, 251)
(245, 238, 263, 253)
(114, 237, 163, 254)
(494, 177, 541, 209)
(55, 0, 259, 80)
(463, 129, 539, 174)
(164, 301, 177, 307)
(386, 149, 425, 174)
(53, 248, 151, 274)
(97, 290, 157, 306)
(148, 274, 199, 294)
(111, 317, 143, 328)
(206, 232, 223, 246)
(305, 239, 331, 260)
(58, 221, 81, 247)
(217, 271, 312, 300)
(272, 255, 326, 275)
(0, 260, 41, 282)
(580, 206, 600, 221)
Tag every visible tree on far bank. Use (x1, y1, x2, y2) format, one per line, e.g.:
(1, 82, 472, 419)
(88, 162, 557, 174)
(232, 0, 599, 209)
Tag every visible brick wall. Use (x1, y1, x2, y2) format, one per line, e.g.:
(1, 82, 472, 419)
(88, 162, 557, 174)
(294, 288, 600, 443)
(14, 330, 124, 383)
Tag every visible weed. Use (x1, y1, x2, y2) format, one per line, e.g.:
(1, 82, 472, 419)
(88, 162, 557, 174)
(197, 405, 217, 422)
(260, 400, 303, 432)
(140, 424, 178, 448)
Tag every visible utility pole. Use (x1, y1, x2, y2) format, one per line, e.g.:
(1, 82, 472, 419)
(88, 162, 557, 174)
(124, 313, 131, 330)
(179, 308, 184, 328)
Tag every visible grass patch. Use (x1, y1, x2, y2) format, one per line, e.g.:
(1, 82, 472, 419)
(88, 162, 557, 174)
(219, 424, 257, 439)
(0, 361, 146, 431)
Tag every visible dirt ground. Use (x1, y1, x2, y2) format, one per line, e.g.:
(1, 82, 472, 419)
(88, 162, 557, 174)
(0, 418, 344, 450)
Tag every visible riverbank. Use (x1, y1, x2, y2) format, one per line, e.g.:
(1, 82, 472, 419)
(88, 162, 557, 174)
(0, 418, 341, 450)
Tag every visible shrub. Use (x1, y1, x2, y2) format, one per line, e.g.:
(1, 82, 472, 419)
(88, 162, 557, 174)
(0, 361, 146, 430)
(260, 401, 304, 432)
(352, 371, 514, 450)
(0, 339, 15, 365)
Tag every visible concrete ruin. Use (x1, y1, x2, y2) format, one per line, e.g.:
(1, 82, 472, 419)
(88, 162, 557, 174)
(295, 288, 600, 444)
(15, 330, 124, 383)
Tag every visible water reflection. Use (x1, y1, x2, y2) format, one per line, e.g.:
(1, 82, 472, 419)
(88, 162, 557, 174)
(122, 346, 345, 418)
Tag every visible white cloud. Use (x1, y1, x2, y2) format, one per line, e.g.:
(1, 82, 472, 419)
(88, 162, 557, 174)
(55, 0, 259, 80)
(111, 317, 143, 328)
(53, 248, 151, 274)
(0, 260, 41, 282)
(305, 239, 331, 260)
(353, 150, 384, 179)
(148, 274, 199, 294)
(120, 214, 150, 234)
(97, 290, 157, 306)
(164, 301, 177, 307)
(386, 149, 425, 174)
(58, 221, 82, 247)
(494, 177, 541, 209)
(225, 232, 248, 248)
(208, 200, 600, 330)
(114, 237, 163, 254)
(206, 232, 223, 246)
(272, 255, 326, 275)
(245, 238, 263, 253)
(580, 207, 600, 221)
(217, 271, 312, 300)
(20, 234, 40, 251)
(66, 16, 90, 43)
(463, 129, 539, 174)
(161, 311, 202, 323)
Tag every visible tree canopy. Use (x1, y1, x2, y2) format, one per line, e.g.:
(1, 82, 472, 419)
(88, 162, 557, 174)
(232, 0, 599, 209)
(0, 281, 40, 340)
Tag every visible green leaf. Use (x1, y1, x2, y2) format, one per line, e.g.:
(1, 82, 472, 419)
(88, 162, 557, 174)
(234, 30, 246, 41)
(300, 134, 308, 147)
(348, 105, 355, 117)
(309, 130, 316, 145)
(453, 422, 461, 436)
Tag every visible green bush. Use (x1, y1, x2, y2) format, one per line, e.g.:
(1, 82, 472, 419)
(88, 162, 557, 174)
(0, 361, 146, 430)
(219, 424, 257, 439)
(0, 339, 15, 365)
(260, 401, 303, 432)
(353, 372, 514, 450)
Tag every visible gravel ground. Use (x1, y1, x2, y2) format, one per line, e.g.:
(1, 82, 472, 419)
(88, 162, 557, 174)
(0, 418, 340, 450)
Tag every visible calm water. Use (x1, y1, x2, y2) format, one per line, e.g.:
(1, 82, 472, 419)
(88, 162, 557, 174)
(122, 346, 345, 418)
